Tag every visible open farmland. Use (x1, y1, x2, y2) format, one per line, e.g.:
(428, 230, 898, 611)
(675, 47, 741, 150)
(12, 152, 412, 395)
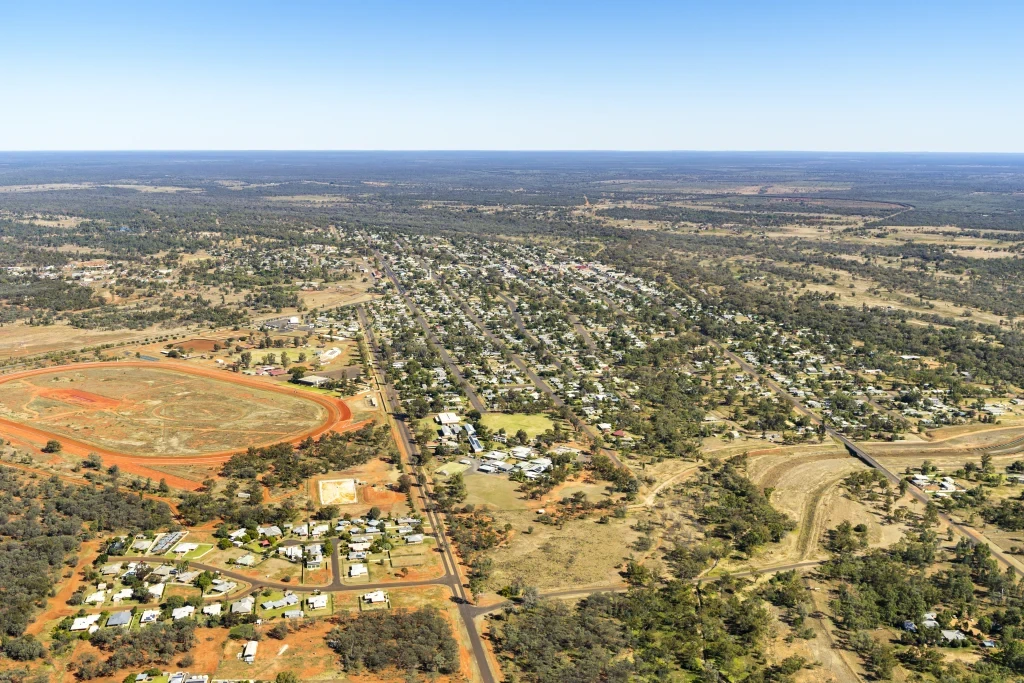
(0, 362, 343, 457)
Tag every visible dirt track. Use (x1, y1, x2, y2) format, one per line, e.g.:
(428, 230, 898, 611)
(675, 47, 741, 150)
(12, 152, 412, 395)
(0, 361, 363, 490)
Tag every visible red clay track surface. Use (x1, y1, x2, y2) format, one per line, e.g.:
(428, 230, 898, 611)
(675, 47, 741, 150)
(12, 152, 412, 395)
(0, 361, 364, 490)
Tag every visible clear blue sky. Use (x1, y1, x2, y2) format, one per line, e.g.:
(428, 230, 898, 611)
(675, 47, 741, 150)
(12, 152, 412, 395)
(2, 1, 1022, 151)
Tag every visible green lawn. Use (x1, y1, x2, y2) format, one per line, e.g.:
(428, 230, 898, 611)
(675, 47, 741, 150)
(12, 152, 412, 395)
(435, 462, 470, 478)
(255, 589, 303, 619)
(481, 412, 554, 438)
(464, 472, 529, 511)
(164, 543, 214, 561)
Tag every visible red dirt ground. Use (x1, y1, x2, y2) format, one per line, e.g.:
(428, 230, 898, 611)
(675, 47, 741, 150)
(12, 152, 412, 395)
(362, 485, 406, 506)
(40, 388, 121, 409)
(25, 540, 102, 636)
(177, 338, 226, 353)
(0, 361, 365, 490)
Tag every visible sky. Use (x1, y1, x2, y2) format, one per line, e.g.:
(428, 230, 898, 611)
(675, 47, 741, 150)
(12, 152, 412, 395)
(1, 1, 1023, 152)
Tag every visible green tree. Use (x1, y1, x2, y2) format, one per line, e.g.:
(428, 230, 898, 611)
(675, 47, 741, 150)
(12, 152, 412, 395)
(194, 571, 213, 594)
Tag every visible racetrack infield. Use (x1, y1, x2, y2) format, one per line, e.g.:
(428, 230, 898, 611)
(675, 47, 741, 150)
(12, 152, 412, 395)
(0, 362, 362, 488)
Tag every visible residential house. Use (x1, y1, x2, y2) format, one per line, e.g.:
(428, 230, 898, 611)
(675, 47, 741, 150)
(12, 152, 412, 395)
(261, 593, 299, 611)
(278, 545, 303, 561)
(362, 590, 388, 604)
(172, 606, 195, 620)
(70, 614, 102, 632)
(106, 611, 132, 629)
(231, 596, 255, 614)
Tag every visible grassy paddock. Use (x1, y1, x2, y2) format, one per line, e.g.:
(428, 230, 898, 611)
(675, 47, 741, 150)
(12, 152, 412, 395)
(481, 412, 555, 438)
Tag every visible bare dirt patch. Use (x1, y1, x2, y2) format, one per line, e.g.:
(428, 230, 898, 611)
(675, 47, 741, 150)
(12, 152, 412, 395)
(318, 478, 357, 505)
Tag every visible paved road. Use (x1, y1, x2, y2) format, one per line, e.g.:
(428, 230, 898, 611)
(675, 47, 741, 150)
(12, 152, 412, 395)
(569, 313, 598, 352)
(359, 304, 497, 683)
(496, 292, 626, 467)
(448, 287, 565, 410)
(705, 341, 1024, 572)
(108, 552, 453, 594)
(376, 254, 488, 414)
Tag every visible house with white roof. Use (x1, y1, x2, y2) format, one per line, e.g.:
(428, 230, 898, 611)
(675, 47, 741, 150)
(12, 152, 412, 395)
(278, 545, 303, 561)
(70, 614, 102, 631)
(231, 596, 255, 614)
(171, 605, 195, 620)
(111, 587, 134, 602)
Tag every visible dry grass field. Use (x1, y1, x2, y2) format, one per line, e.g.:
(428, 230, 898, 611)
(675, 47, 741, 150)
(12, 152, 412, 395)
(0, 321, 194, 360)
(741, 443, 905, 568)
(0, 365, 328, 456)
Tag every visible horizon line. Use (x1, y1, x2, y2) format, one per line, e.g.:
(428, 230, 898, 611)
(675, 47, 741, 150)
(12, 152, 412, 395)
(2, 149, 1024, 156)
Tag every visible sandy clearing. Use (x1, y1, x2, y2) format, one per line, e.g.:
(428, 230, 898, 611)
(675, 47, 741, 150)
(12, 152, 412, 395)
(318, 478, 358, 505)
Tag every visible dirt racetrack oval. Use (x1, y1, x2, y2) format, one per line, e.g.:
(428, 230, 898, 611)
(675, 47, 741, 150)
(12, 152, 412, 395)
(0, 361, 364, 489)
